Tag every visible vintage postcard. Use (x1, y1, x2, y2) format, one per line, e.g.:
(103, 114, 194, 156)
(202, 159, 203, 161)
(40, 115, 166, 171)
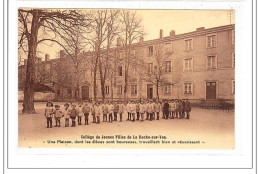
(18, 9, 235, 149)
(3, 0, 257, 171)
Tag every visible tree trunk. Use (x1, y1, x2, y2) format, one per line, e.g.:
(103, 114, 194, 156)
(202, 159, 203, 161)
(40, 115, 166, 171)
(75, 64, 80, 101)
(111, 75, 114, 101)
(124, 65, 129, 103)
(100, 80, 105, 101)
(97, 49, 106, 101)
(22, 10, 40, 114)
(123, 45, 130, 103)
(93, 51, 100, 101)
(93, 66, 97, 101)
(156, 81, 160, 101)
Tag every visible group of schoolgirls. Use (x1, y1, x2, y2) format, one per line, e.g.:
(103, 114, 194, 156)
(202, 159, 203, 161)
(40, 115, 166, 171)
(44, 101, 82, 128)
(126, 99, 191, 122)
(44, 100, 125, 128)
(44, 99, 192, 128)
(126, 100, 161, 122)
(162, 99, 192, 119)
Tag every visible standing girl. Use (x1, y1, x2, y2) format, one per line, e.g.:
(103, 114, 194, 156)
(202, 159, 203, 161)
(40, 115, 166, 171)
(70, 104, 77, 127)
(118, 101, 124, 122)
(76, 103, 83, 125)
(63, 103, 70, 127)
(82, 101, 91, 125)
(154, 101, 161, 120)
(44, 101, 54, 128)
(102, 101, 108, 122)
(108, 101, 114, 123)
(139, 101, 145, 122)
(54, 105, 63, 127)
(95, 102, 102, 124)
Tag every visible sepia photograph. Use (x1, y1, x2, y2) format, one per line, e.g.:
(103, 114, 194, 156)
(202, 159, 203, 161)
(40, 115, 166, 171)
(18, 9, 235, 149)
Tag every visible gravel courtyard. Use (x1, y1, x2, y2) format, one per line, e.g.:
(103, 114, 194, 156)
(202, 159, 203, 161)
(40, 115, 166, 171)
(18, 102, 234, 149)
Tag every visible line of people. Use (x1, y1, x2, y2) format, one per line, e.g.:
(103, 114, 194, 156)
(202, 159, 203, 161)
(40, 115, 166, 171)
(44, 99, 191, 128)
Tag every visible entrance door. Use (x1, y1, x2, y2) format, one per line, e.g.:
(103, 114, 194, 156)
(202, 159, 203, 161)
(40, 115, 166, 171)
(147, 84, 153, 99)
(81, 86, 89, 101)
(206, 82, 216, 100)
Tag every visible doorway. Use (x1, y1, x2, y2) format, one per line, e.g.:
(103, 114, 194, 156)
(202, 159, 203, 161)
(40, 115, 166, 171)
(81, 86, 89, 101)
(206, 82, 216, 100)
(147, 84, 153, 99)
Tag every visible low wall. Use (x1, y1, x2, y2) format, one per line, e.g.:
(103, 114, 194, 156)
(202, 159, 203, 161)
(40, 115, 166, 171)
(18, 91, 55, 102)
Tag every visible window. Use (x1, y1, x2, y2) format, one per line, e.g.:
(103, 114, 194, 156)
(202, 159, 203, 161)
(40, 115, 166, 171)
(184, 83, 193, 94)
(232, 80, 235, 95)
(105, 86, 109, 95)
(207, 34, 217, 48)
(183, 58, 193, 71)
(232, 52, 235, 68)
(148, 46, 153, 56)
(118, 66, 123, 76)
(164, 85, 171, 94)
(95, 85, 98, 95)
(185, 39, 193, 51)
(164, 42, 172, 53)
(57, 90, 60, 96)
(207, 55, 217, 70)
(232, 30, 235, 45)
(75, 90, 78, 99)
(84, 71, 88, 78)
(164, 61, 172, 73)
(68, 88, 72, 96)
(132, 50, 136, 56)
(131, 85, 137, 96)
(133, 67, 137, 75)
(147, 63, 153, 74)
(117, 85, 123, 95)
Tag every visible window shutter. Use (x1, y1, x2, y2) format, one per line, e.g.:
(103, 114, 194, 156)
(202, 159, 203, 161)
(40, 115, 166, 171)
(191, 58, 194, 71)
(207, 36, 211, 48)
(183, 83, 185, 94)
(191, 82, 194, 94)
(147, 47, 150, 57)
(183, 59, 185, 71)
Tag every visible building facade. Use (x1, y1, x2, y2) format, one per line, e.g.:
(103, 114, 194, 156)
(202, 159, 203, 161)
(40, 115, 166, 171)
(18, 24, 235, 102)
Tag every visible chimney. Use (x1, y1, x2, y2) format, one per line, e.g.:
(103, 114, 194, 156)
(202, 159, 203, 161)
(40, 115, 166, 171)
(116, 38, 122, 47)
(160, 29, 163, 39)
(139, 36, 144, 43)
(170, 30, 175, 37)
(45, 54, 50, 61)
(196, 27, 205, 31)
(24, 59, 27, 66)
(60, 50, 65, 58)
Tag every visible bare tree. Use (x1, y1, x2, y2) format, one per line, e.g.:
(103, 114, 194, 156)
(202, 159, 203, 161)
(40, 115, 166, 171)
(48, 23, 92, 100)
(18, 9, 87, 113)
(135, 43, 180, 100)
(118, 11, 144, 102)
(86, 10, 120, 101)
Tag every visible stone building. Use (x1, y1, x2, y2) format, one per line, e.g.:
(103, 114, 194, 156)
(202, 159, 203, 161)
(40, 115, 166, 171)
(18, 24, 235, 102)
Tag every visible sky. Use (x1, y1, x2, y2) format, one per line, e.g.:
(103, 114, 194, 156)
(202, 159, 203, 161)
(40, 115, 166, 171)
(139, 10, 234, 40)
(24, 9, 235, 61)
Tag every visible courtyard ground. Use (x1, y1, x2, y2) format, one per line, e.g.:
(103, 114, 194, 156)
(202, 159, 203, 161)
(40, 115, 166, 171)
(18, 102, 234, 149)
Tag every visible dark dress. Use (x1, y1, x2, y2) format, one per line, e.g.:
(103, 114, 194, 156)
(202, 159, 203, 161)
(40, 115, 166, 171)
(163, 102, 170, 119)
